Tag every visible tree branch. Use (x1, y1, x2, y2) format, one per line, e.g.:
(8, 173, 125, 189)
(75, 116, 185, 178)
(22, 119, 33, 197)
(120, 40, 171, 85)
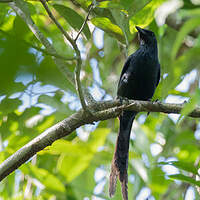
(9, 0, 75, 86)
(0, 99, 200, 182)
(39, 0, 89, 112)
(10, 0, 96, 106)
(74, 1, 94, 42)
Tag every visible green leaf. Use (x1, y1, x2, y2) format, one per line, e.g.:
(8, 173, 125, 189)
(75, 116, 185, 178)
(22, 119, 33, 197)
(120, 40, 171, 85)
(0, 35, 35, 96)
(36, 115, 55, 133)
(91, 17, 125, 43)
(179, 8, 200, 18)
(71, 166, 96, 199)
(172, 161, 198, 175)
(132, 159, 148, 182)
(110, 9, 131, 45)
(13, 16, 29, 38)
(53, 4, 91, 40)
(169, 174, 200, 186)
(171, 17, 200, 60)
(163, 47, 200, 95)
(97, 0, 151, 17)
(97, 1, 124, 9)
(48, 127, 110, 182)
(28, 164, 66, 193)
(181, 89, 200, 117)
(0, 98, 21, 116)
(149, 167, 170, 194)
(51, 32, 74, 58)
(159, 161, 198, 175)
(37, 57, 75, 92)
(0, 4, 10, 26)
(129, 0, 165, 33)
(122, 0, 152, 16)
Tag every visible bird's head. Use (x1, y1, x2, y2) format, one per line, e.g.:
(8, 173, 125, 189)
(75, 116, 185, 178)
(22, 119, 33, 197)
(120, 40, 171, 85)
(135, 26, 157, 47)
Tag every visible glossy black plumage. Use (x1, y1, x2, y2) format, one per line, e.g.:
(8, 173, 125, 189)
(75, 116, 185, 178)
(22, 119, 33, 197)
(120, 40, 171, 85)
(109, 26, 160, 200)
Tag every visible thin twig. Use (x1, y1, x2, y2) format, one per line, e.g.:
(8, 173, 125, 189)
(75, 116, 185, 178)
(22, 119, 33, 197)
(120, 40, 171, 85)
(39, 0, 74, 45)
(74, 2, 94, 42)
(39, 0, 89, 112)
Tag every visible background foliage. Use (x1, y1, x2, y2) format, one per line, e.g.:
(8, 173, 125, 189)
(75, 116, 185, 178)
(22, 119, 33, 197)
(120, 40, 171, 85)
(0, 0, 200, 199)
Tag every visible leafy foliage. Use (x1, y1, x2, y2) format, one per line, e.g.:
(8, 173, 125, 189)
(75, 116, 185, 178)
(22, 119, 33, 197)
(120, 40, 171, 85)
(0, 0, 200, 199)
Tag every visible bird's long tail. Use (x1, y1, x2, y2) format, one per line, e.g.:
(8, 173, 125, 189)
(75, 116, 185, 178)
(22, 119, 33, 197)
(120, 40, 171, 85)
(109, 111, 136, 200)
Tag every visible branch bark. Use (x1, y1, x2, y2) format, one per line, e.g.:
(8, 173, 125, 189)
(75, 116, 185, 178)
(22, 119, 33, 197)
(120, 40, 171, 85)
(0, 99, 200, 182)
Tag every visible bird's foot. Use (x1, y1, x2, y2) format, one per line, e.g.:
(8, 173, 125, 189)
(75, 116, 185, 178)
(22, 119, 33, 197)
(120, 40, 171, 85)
(152, 99, 161, 103)
(118, 96, 130, 105)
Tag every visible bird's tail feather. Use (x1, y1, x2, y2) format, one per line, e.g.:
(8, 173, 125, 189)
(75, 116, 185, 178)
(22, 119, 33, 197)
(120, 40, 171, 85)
(109, 160, 119, 197)
(109, 111, 136, 200)
(121, 172, 128, 200)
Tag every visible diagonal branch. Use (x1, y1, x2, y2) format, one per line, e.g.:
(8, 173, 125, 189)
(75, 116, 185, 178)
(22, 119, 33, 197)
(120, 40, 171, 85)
(39, 0, 74, 46)
(39, 0, 89, 112)
(9, 0, 75, 86)
(10, 0, 95, 108)
(0, 99, 200, 182)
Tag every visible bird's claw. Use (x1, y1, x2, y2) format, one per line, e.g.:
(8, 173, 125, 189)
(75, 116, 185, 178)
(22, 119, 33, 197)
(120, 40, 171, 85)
(118, 96, 130, 105)
(153, 99, 161, 103)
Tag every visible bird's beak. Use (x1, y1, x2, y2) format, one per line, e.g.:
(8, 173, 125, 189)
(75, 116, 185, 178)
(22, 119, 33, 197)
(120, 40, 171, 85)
(135, 26, 146, 36)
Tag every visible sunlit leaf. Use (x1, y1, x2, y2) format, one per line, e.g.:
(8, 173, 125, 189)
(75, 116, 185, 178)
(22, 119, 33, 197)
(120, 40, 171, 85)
(91, 17, 125, 43)
(36, 115, 55, 132)
(129, 0, 165, 33)
(48, 128, 110, 182)
(169, 174, 200, 186)
(97, 1, 123, 9)
(53, 4, 91, 40)
(28, 164, 66, 192)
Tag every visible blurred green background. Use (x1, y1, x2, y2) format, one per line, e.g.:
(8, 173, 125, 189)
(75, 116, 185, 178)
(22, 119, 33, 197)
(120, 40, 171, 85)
(0, 0, 200, 199)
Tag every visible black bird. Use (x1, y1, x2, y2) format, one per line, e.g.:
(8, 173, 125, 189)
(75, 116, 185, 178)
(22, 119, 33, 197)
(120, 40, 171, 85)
(109, 26, 160, 200)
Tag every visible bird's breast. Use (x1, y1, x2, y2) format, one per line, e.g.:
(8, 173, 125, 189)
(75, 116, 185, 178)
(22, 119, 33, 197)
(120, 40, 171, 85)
(128, 61, 159, 100)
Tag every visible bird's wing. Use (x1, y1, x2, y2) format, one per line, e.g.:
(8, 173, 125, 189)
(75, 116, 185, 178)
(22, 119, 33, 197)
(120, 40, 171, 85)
(117, 71, 131, 97)
(117, 55, 134, 93)
(119, 55, 132, 81)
